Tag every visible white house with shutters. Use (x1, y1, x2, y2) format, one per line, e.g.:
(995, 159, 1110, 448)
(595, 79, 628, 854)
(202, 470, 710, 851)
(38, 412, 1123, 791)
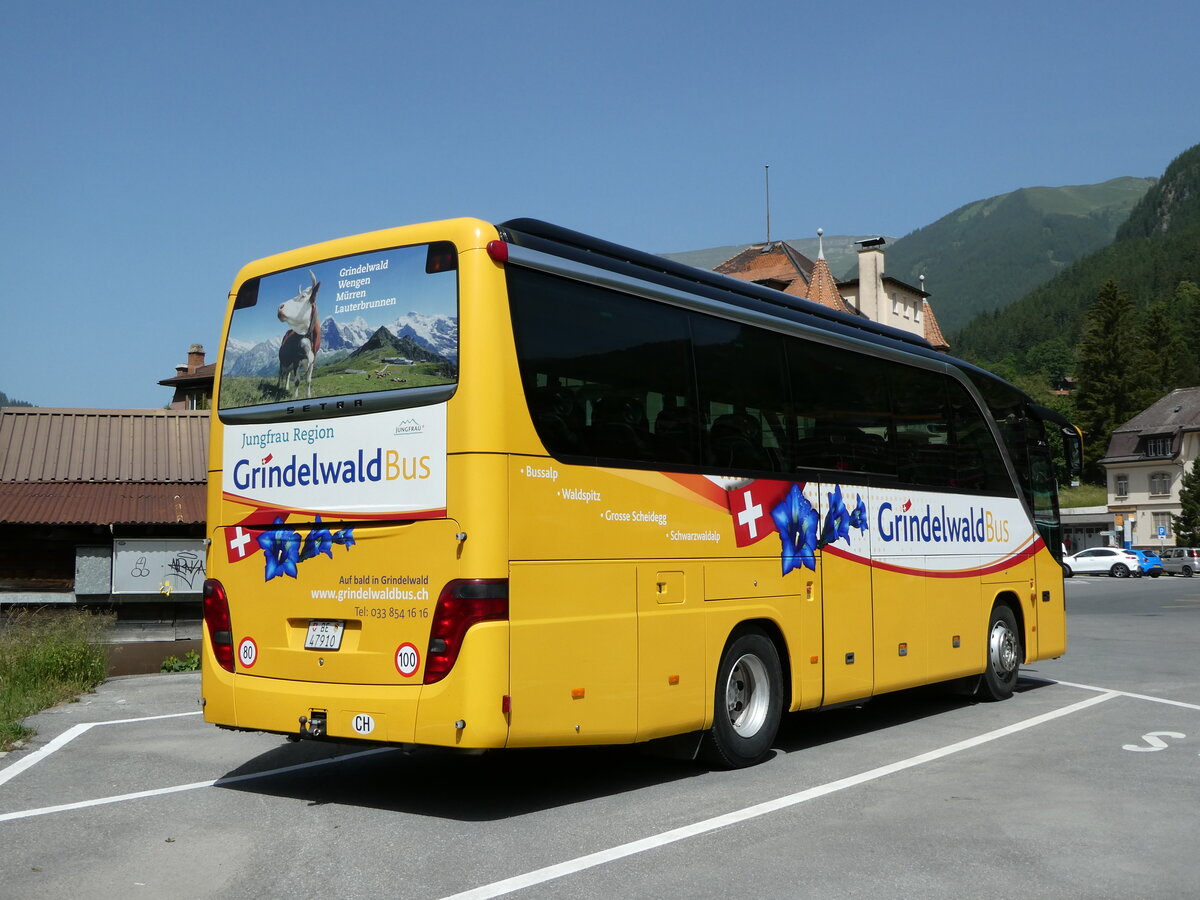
(1098, 386, 1200, 549)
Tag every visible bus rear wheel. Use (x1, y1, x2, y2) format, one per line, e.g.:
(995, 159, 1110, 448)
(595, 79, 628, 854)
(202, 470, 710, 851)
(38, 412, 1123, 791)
(701, 630, 783, 768)
(980, 605, 1021, 701)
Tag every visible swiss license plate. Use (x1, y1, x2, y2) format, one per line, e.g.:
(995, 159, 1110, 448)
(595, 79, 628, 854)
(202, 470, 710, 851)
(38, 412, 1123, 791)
(305, 620, 344, 650)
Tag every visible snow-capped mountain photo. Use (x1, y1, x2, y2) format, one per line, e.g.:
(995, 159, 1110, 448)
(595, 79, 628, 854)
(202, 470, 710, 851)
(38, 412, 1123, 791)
(320, 315, 376, 353)
(222, 312, 457, 377)
(223, 335, 282, 376)
(386, 311, 458, 363)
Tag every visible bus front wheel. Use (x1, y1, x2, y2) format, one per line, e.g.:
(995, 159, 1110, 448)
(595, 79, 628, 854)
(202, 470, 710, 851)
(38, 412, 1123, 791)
(701, 630, 783, 768)
(980, 605, 1021, 701)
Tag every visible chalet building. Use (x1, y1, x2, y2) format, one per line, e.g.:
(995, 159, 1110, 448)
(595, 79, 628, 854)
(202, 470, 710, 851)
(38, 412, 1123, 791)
(158, 343, 215, 410)
(714, 234, 949, 350)
(1099, 387, 1200, 549)
(0, 407, 208, 663)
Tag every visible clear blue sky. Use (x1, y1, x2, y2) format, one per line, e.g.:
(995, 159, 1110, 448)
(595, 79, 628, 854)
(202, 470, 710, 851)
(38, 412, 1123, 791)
(3, 0, 1197, 409)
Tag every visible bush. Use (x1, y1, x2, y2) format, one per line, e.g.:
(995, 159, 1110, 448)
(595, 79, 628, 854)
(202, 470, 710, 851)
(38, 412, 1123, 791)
(0, 608, 114, 750)
(160, 650, 200, 673)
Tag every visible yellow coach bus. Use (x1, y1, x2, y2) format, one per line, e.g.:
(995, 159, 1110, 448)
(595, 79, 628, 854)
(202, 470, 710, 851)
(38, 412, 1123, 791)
(201, 217, 1081, 767)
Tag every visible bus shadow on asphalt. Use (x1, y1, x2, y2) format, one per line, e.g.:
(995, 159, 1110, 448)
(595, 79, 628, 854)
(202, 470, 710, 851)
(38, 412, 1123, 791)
(773, 675, 1052, 753)
(215, 739, 700, 820)
(213, 677, 1053, 820)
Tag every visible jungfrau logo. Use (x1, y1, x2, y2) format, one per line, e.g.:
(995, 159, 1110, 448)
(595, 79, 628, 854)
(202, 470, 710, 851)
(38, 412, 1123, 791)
(394, 418, 424, 435)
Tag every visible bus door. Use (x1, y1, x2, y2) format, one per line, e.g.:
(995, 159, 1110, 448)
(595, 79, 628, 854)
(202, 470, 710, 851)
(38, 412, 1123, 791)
(507, 561, 638, 746)
(816, 479, 875, 705)
(870, 484, 932, 694)
(635, 564, 706, 740)
(1029, 440, 1067, 659)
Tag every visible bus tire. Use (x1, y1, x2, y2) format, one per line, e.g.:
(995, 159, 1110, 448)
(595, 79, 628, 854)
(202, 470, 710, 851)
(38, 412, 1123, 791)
(701, 630, 783, 768)
(980, 605, 1021, 701)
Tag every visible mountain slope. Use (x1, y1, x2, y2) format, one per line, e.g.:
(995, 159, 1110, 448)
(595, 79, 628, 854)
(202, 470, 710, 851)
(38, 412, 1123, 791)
(884, 177, 1154, 334)
(347, 328, 448, 364)
(660, 234, 887, 280)
(954, 146, 1200, 372)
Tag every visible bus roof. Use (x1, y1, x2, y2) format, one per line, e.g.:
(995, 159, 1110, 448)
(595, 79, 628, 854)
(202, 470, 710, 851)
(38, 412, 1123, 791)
(497, 217, 1027, 407)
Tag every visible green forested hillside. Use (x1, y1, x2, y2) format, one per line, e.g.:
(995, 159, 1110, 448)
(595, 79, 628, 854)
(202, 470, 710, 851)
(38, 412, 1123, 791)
(0, 391, 34, 408)
(882, 177, 1154, 334)
(955, 145, 1200, 379)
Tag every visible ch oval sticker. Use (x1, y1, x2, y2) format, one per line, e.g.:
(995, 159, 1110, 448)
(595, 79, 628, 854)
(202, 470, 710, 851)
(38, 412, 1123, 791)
(395, 642, 420, 678)
(352, 713, 376, 736)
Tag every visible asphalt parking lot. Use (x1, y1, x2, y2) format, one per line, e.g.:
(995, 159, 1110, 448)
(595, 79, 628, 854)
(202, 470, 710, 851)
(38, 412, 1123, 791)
(2, 574, 1198, 899)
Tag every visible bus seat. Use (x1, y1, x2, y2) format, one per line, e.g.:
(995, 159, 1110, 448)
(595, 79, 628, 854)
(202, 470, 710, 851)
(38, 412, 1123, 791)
(589, 395, 649, 458)
(653, 405, 701, 465)
(529, 385, 581, 451)
(709, 412, 770, 471)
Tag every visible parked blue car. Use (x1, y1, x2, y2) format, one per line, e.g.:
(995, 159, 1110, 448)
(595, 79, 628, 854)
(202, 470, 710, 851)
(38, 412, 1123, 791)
(1131, 550, 1164, 577)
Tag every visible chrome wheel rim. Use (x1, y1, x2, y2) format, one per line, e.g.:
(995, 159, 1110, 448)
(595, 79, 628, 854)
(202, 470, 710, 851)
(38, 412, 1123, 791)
(989, 620, 1019, 677)
(725, 653, 770, 737)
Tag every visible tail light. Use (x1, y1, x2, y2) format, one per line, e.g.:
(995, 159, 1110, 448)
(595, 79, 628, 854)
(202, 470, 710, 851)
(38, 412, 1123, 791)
(486, 239, 509, 262)
(203, 578, 235, 673)
(424, 579, 508, 684)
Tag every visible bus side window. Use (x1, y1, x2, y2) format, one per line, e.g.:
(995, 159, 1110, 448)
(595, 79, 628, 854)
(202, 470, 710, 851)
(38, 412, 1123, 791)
(507, 267, 697, 467)
(692, 317, 789, 474)
(947, 381, 1008, 493)
(790, 340, 893, 476)
(893, 368, 949, 487)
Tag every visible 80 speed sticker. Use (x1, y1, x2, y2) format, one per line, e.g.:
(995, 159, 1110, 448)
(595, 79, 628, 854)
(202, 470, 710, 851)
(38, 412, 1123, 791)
(395, 642, 420, 677)
(238, 637, 258, 668)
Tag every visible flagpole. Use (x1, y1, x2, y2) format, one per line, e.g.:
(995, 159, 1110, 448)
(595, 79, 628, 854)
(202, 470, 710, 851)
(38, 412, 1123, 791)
(764, 165, 771, 245)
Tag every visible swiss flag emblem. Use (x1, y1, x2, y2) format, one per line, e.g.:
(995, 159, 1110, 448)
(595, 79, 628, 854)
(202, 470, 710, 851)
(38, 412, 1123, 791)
(223, 508, 286, 564)
(727, 480, 795, 547)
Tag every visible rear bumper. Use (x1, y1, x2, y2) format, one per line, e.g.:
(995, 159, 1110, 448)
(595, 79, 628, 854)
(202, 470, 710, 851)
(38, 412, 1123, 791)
(201, 622, 510, 748)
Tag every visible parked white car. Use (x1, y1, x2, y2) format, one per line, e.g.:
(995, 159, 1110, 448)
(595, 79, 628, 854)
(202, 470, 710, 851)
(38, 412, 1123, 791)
(1063, 547, 1142, 578)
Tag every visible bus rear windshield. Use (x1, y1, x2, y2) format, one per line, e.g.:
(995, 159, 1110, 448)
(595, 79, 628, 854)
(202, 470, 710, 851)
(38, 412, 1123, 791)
(219, 242, 458, 412)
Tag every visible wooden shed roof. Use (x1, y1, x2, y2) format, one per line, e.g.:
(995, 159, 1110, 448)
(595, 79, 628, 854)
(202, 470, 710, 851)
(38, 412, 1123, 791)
(0, 408, 209, 483)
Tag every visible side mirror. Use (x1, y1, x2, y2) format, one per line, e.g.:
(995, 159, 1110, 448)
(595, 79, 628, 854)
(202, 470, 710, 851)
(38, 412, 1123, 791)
(1063, 426, 1083, 479)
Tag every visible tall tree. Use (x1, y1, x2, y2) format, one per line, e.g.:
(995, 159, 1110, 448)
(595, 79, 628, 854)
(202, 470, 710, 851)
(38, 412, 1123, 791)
(1073, 280, 1153, 479)
(1139, 298, 1193, 395)
(1173, 462, 1200, 546)
(1172, 281, 1200, 386)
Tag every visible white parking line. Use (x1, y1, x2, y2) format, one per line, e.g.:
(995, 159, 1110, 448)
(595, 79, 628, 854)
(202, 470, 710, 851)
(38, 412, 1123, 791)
(0, 711, 201, 789)
(438, 691, 1118, 900)
(1047, 678, 1200, 711)
(5, 676, 1194, 881)
(0, 746, 396, 823)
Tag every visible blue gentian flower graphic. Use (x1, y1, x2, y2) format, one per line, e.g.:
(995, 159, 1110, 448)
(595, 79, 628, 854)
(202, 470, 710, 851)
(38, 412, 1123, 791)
(258, 517, 301, 581)
(332, 528, 356, 549)
(820, 485, 869, 548)
(848, 493, 868, 534)
(301, 515, 334, 561)
(772, 483, 820, 574)
(820, 483, 851, 546)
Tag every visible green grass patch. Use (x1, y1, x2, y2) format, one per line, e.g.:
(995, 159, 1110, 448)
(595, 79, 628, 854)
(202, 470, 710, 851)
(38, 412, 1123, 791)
(0, 608, 114, 751)
(219, 361, 454, 408)
(1059, 483, 1108, 508)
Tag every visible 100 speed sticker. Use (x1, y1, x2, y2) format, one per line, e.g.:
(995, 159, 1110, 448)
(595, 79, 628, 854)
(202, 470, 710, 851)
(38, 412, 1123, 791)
(395, 642, 420, 677)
